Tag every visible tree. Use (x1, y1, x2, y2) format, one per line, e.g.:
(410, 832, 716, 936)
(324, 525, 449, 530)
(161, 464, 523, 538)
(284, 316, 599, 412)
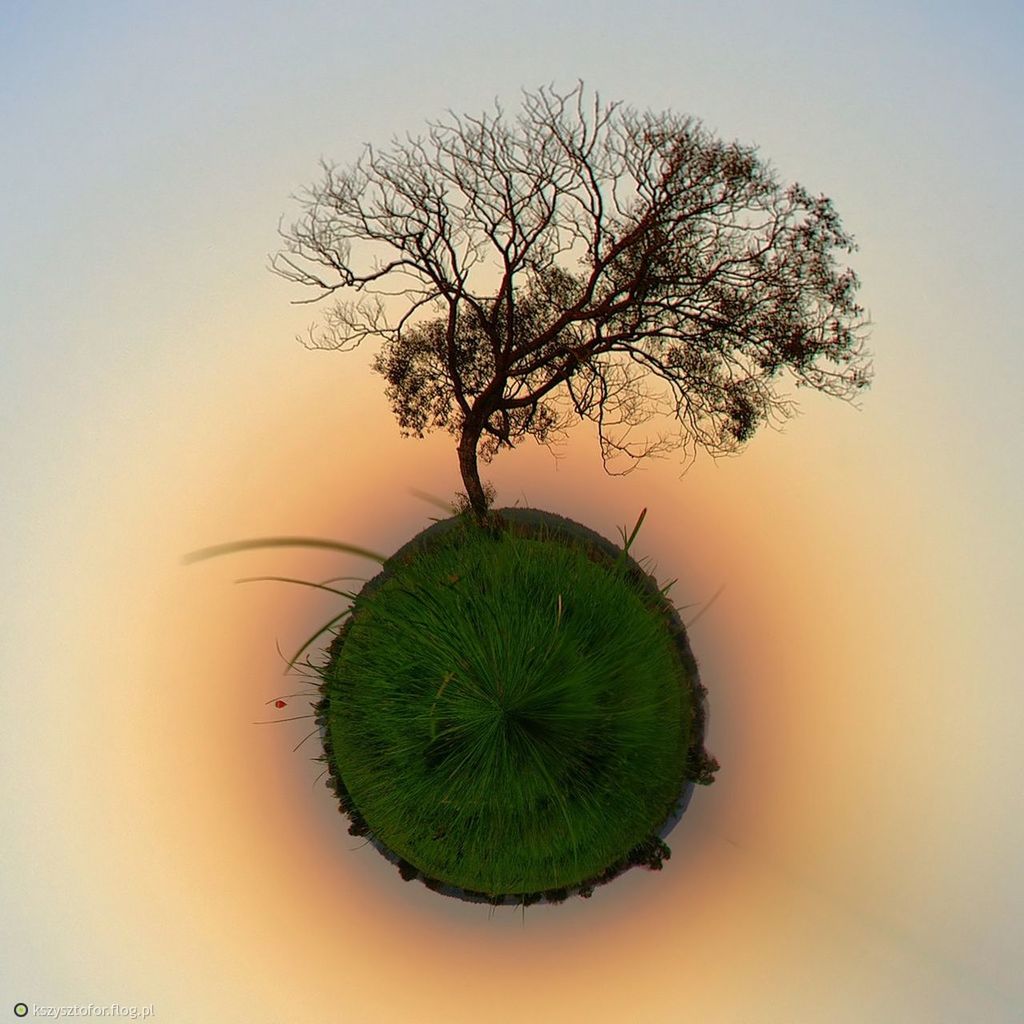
(273, 83, 870, 518)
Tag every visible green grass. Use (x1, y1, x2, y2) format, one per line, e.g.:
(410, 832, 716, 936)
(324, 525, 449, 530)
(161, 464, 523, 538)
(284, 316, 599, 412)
(320, 514, 694, 896)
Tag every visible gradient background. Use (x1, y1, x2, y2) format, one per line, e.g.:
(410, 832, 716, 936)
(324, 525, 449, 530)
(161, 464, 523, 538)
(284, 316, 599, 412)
(2, 2, 1022, 1021)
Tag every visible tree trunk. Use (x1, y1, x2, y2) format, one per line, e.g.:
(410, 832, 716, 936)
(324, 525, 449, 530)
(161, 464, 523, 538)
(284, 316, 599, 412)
(457, 422, 488, 520)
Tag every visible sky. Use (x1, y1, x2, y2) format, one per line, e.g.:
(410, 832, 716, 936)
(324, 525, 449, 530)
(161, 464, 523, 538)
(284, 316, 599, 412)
(2, 2, 1022, 1022)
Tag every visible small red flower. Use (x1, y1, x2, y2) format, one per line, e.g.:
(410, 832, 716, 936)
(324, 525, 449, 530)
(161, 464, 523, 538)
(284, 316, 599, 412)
(274, 699, 287, 708)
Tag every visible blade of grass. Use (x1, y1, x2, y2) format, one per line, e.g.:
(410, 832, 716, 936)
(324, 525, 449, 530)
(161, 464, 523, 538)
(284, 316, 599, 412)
(292, 727, 321, 753)
(234, 575, 360, 600)
(428, 672, 455, 741)
(181, 536, 386, 566)
(622, 507, 647, 556)
(285, 608, 352, 674)
(615, 507, 648, 574)
(685, 583, 725, 628)
(408, 488, 458, 514)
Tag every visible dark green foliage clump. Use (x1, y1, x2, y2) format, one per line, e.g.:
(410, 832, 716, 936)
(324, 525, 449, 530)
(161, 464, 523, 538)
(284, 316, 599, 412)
(321, 517, 695, 896)
(626, 836, 672, 870)
(687, 750, 721, 786)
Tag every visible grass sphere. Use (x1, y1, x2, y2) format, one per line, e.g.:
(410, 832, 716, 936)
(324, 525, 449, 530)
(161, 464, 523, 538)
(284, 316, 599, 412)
(320, 509, 704, 898)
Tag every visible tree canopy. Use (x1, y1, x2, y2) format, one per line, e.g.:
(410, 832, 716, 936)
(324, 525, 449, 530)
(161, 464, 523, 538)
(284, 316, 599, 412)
(273, 83, 870, 516)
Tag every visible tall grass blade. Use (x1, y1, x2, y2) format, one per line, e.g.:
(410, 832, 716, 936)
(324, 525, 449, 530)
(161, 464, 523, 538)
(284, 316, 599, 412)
(234, 575, 360, 600)
(685, 583, 725, 627)
(622, 507, 648, 555)
(408, 488, 458, 514)
(615, 507, 648, 572)
(285, 608, 352, 674)
(182, 537, 386, 566)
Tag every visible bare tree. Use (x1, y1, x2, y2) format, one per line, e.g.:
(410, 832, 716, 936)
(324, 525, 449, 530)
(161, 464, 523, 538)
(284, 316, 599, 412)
(273, 83, 870, 518)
